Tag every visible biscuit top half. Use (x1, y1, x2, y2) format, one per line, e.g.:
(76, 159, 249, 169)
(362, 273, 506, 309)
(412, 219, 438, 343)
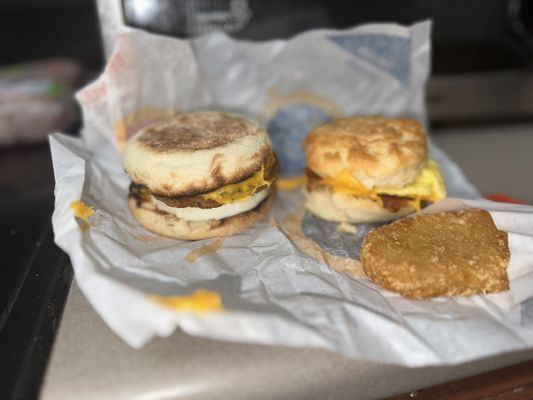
(303, 116, 428, 189)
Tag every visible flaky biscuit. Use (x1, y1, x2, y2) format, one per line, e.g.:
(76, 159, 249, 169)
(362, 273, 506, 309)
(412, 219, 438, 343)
(361, 209, 510, 298)
(303, 116, 427, 189)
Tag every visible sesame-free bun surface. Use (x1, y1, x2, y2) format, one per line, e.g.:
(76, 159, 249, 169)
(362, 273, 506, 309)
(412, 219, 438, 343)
(303, 116, 427, 189)
(306, 186, 413, 223)
(361, 209, 510, 298)
(123, 112, 272, 197)
(128, 191, 274, 240)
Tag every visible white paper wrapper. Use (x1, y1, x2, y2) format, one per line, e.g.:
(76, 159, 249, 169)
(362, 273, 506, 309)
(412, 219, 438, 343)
(51, 23, 533, 367)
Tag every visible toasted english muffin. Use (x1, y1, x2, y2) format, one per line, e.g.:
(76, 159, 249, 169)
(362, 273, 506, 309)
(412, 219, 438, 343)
(123, 111, 278, 240)
(123, 112, 273, 197)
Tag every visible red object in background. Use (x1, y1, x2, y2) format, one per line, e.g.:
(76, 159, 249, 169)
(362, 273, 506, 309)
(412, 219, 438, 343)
(486, 193, 527, 204)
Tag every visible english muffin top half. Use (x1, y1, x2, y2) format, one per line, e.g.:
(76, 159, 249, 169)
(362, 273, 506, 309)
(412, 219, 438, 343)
(123, 112, 274, 197)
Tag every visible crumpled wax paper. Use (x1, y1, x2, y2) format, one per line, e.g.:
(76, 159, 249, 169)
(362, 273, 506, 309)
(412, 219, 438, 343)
(50, 22, 533, 367)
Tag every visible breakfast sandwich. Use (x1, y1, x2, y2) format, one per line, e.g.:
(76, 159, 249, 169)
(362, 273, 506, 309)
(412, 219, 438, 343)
(303, 116, 446, 223)
(361, 209, 510, 298)
(123, 112, 278, 240)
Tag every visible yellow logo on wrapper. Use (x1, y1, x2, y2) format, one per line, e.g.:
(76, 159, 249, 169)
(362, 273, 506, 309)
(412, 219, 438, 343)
(319, 160, 447, 211)
(149, 290, 224, 314)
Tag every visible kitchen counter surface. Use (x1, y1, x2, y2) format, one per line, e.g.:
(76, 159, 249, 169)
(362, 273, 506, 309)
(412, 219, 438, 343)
(41, 123, 533, 400)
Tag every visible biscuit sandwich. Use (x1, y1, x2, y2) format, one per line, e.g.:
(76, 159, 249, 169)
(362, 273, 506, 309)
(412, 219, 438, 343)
(303, 116, 446, 223)
(123, 111, 278, 240)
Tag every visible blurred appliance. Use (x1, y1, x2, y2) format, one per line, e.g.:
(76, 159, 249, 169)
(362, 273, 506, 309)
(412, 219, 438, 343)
(96, 0, 533, 126)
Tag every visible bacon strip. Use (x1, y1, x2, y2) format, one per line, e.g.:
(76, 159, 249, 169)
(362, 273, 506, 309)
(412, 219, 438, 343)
(379, 194, 413, 212)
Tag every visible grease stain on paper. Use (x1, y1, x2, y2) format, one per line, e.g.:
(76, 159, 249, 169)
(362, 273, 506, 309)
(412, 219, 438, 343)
(185, 237, 225, 264)
(132, 234, 162, 242)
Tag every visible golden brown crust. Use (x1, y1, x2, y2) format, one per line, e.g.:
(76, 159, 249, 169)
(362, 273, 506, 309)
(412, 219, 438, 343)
(137, 113, 259, 152)
(131, 155, 279, 206)
(303, 116, 427, 188)
(361, 209, 510, 299)
(128, 191, 274, 240)
(122, 112, 274, 198)
(143, 149, 273, 197)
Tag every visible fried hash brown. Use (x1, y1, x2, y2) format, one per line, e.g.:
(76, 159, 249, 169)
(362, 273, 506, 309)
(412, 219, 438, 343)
(361, 209, 510, 298)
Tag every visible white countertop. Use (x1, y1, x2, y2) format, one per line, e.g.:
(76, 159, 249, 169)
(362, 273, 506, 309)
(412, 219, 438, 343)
(41, 123, 533, 400)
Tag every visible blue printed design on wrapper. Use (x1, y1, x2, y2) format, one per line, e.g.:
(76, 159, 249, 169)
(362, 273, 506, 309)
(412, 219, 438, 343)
(301, 212, 385, 260)
(328, 34, 411, 87)
(521, 298, 533, 325)
(266, 104, 331, 176)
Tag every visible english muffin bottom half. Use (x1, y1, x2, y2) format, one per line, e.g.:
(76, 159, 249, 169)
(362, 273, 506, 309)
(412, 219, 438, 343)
(123, 111, 278, 240)
(303, 116, 446, 223)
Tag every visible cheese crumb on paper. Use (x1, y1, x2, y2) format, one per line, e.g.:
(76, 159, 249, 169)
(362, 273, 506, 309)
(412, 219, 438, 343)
(149, 290, 224, 314)
(276, 176, 307, 190)
(71, 201, 94, 220)
(336, 222, 358, 235)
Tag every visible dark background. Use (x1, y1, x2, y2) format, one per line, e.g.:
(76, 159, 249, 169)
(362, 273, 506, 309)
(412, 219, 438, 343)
(0, 0, 532, 75)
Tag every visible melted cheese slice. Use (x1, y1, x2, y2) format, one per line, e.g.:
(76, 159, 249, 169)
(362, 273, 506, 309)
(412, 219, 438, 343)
(318, 160, 446, 211)
(202, 157, 276, 204)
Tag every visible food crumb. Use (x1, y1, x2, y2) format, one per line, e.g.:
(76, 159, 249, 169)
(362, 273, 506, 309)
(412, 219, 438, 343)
(336, 222, 358, 235)
(71, 201, 94, 221)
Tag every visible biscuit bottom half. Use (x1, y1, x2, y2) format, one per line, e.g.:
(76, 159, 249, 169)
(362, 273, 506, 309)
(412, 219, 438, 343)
(306, 187, 414, 223)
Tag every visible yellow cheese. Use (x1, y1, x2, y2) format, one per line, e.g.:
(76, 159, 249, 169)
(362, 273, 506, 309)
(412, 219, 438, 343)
(377, 160, 447, 202)
(71, 201, 94, 221)
(320, 169, 370, 196)
(149, 289, 224, 314)
(318, 160, 446, 211)
(276, 175, 307, 190)
(202, 157, 276, 204)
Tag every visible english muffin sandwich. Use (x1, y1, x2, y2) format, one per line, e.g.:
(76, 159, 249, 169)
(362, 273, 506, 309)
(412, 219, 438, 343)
(303, 116, 446, 223)
(123, 112, 278, 240)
